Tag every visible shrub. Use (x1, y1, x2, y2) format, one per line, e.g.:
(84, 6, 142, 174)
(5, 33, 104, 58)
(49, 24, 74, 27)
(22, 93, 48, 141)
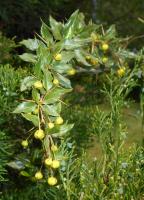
(1, 11, 144, 200)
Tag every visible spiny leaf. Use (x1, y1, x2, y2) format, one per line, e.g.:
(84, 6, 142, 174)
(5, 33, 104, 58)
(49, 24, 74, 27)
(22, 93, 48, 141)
(64, 10, 79, 39)
(41, 21, 53, 44)
(49, 16, 63, 40)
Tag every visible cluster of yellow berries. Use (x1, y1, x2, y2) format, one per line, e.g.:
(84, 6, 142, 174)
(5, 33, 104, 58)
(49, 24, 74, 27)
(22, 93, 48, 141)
(34, 171, 58, 186)
(21, 117, 64, 147)
(33, 78, 60, 90)
(47, 116, 63, 130)
(45, 158, 60, 169)
(86, 55, 99, 66)
(34, 152, 60, 186)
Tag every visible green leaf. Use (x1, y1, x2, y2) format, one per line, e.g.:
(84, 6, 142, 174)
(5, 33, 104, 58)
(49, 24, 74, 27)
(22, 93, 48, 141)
(22, 113, 39, 127)
(13, 102, 36, 113)
(7, 161, 24, 170)
(74, 49, 91, 66)
(64, 38, 90, 50)
(64, 10, 79, 39)
(52, 41, 64, 54)
(20, 76, 36, 91)
(34, 60, 43, 78)
(52, 123, 74, 137)
(61, 51, 75, 63)
(19, 53, 37, 63)
(20, 38, 39, 51)
(37, 45, 52, 70)
(49, 16, 63, 40)
(43, 69, 53, 91)
(52, 63, 72, 73)
(43, 104, 60, 116)
(44, 88, 71, 104)
(105, 25, 116, 40)
(32, 89, 40, 103)
(20, 171, 31, 177)
(56, 73, 72, 88)
(41, 21, 53, 44)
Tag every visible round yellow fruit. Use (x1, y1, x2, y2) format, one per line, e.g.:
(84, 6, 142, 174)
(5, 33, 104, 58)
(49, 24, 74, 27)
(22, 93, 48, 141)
(86, 55, 91, 60)
(51, 145, 58, 152)
(33, 81, 43, 89)
(67, 68, 76, 76)
(45, 158, 53, 166)
(34, 129, 45, 140)
(55, 116, 63, 125)
(54, 53, 62, 61)
(21, 140, 28, 148)
(35, 171, 43, 180)
(102, 57, 108, 63)
(48, 122, 54, 129)
(48, 177, 57, 186)
(33, 108, 39, 115)
(53, 78, 59, 85)
(102, 43, 109, 51)
(51, 160, 60, 169)
(90, 59, 98, 65)
(117, 67, 126, 77)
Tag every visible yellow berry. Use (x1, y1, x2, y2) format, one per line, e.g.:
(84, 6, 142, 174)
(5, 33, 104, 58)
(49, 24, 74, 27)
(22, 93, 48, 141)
(55, 116, 63, 125)
(54, 53, 62, 61)
(48, 176, 57, 186)
(102, 43, 109, 51)
(34, 129, 45, 140)
(21, 140, 28, 148)
(33, 108, 39, 114)
(86, 55, 91, 60)
(45, 158, 53, 166)
(48, 122, 54, 129)
(33, 81, 43, 89)
(35, 171, 43, 180)
(51, 145, 58, 152)
(51, 160, 60, 169)
(90, 59, 98, 65)
(53, 78, 59, 85)
(102, 57, 108, 63)
(117, 67, 126, 77)
(67, 68, 76, 76)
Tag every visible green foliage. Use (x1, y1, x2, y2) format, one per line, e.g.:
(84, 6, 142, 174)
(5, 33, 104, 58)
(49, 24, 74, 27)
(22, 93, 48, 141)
(0, 10, 144, 200)
(0, 32, 17, 65)
(0, 131, 13, 182)
(0, 64, 28, 130)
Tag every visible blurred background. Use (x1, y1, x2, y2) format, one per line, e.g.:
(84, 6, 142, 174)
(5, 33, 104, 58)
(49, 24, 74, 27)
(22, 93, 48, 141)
(0, 0, 144, 48)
